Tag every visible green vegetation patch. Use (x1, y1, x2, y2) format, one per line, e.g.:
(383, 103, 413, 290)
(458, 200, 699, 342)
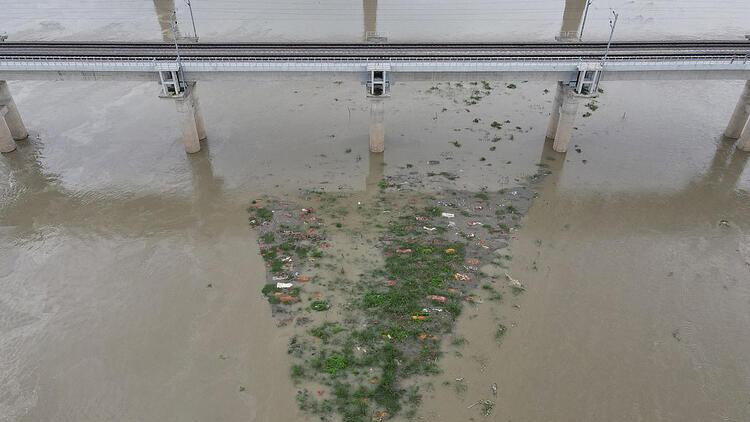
(248, 178, 547, 421)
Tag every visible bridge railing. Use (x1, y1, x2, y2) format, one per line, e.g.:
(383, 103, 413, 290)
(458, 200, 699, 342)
(0, 54, 745, 62)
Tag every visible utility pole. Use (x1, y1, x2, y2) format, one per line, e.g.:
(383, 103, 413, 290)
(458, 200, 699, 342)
(602, 10, 619, 65)
(598, 10, 618, 89)
(185, 0, 198, 39)
(579, 0, 592, 41)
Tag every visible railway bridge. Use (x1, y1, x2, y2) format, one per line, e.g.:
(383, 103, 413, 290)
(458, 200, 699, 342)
(1, 41, 749, 155)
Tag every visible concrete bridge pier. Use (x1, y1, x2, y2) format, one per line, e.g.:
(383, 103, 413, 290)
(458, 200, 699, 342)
(0, 107, 17, 153)
(154, 0, 180, 42)
(557, 0, 588, 42)
(369, 98, 385, 153)
(547, 84, 581, 153)
(0, 81, 29, 142)
(546, 82, 565, 140)
(739, 124, 750, 152)
(174, 84, 206, 154)
(191, 86, 207, 141)
(724, 81, 750, 148)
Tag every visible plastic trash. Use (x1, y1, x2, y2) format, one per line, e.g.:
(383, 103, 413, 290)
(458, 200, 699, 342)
(276, 282, 294, 288)
(279, 294, 298, 303)
(441, 212, 455, 218)
(505, 272, 525, 290)
(454, 273, 471, 281)
(427, 295, 447, 303)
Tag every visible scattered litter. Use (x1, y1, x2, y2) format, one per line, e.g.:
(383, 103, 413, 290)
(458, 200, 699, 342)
(396, 248, 413, 254)
(465, 295, 483, 304)
(272, 276, 288, 281)
(297, 275, 312, 282)
(467, 221, 483, 226)
(467, 399, 495, 416)
(441, 212, 455, 218)
(373, 410, 389, 421)
(444, 248, 456, 254)
(411, 315, 429, 321)
(386, 279, 398, 286)
(418, 333, 438, 340)
(427, 295, 447, 303)
(415, 216, 429, 222)
(276, 282, 294, 288)
(454, 273, 471, 281)
(279, 294, 298, 303)
(719, 219, 730, 227)
(505, 272, 525, 290)
(423, 226, 437, 231)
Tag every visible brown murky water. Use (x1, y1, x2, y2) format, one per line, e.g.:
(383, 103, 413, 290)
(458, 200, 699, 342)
(1, 2, 750, 421)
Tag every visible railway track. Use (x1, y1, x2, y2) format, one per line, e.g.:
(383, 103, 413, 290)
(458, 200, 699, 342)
(1, 41, 748, 59)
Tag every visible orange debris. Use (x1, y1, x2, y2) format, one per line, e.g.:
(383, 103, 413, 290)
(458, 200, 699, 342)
(427, 295, 447, 303)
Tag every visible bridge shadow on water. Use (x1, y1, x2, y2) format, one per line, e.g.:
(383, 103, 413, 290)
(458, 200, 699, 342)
(1, 130, 748, 239)
(533, 134, 750, 235)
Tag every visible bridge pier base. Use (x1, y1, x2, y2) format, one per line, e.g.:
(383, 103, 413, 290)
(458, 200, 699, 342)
(548, 85, 581, 153)
(724, 81, 750, 140)
(0, 107, 17, 153)
(0, 81, 29, 142)
(174, 85, 205, 154)
(369, 98, 385, 153)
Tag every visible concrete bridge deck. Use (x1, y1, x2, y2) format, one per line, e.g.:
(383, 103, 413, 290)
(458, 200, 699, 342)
(1, 41, 749, 58)
(1, 41, 748, 83)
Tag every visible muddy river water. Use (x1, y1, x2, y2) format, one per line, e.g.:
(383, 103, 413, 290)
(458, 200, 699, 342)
(1, 1, 750, 421)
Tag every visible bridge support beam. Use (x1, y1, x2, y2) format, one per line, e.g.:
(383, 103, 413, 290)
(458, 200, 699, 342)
(173, 84, 206, 154)
(0, 81, 29, 141)
(724, 81, 750, 140)
(548, 85, 581, 153)
(369, 98, 385, 153)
